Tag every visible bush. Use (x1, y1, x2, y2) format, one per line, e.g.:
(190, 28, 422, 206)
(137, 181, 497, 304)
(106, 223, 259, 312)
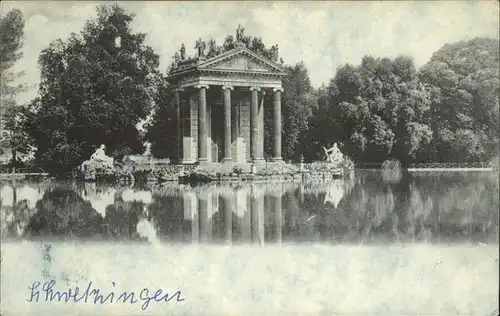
(382, 159, 402, 171)
(381, 159, 403, 183)
(489, 155, 499, 170)
(233, 166, 244, 175)
(340, 156, 355, 178)
(182, 171, 213, 185)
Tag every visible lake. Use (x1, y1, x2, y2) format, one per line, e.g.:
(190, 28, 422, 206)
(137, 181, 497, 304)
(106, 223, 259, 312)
(1, 170, 499, 315)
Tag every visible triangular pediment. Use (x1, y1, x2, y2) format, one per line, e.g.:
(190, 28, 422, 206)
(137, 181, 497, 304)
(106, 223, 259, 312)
(198, 47, 286, 74)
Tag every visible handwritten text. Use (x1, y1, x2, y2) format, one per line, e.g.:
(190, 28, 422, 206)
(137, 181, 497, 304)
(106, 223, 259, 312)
(27, 280, 185, 311)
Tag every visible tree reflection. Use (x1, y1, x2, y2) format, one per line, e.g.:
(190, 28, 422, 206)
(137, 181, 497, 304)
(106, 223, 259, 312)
(147, 193, 186, 242)
(25, 187, 105, 240)
(103, 197, 143, 240)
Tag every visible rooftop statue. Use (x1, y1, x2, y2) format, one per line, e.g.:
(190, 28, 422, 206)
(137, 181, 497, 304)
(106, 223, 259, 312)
(270, 45, 279, 62)
(195, 38, 206, 58)
(174, 52, 180, 63)
(236, 24, 245, 42)
(180, 44, 186, 60)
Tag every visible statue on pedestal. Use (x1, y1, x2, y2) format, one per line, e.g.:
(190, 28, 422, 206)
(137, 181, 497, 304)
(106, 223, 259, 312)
(79, 144, 115, 180)
(90, 144, 114, 168)
(323, 143, 344, 165)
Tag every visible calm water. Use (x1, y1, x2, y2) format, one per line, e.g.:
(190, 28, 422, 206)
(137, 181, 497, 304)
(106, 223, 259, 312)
(1, 171, 499, 315)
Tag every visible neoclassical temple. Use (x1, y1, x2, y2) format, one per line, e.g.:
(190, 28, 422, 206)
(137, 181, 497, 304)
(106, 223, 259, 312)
(167, 41, 286, 165)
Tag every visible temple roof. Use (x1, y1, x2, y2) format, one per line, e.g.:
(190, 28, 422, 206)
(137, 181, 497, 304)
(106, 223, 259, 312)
(167, 43, 287, 82)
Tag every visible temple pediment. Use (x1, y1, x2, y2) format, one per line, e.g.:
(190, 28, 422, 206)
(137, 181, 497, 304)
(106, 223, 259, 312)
(198, 47, 286, 75)
(167, 44, 285, 88)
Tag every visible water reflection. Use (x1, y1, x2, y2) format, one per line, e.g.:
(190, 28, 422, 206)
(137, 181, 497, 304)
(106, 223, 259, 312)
(1, 171, 498, 244)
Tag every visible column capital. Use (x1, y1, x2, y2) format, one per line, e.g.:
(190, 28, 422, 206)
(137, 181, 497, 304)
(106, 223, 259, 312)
(195, 84, 210, 90)
(222, 85, 234, 91)
(249, 86, 261, 92)
(273, 87, 284, 92)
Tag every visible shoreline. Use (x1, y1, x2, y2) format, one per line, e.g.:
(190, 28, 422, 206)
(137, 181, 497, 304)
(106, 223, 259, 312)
(1, 166, 497, 182)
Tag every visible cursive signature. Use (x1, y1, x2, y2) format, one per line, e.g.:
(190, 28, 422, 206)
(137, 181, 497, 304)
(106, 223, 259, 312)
(27, 280, 185, 311)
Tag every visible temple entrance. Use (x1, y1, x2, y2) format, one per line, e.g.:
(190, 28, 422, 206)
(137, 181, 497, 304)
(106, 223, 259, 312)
(211, 101, 224, 162)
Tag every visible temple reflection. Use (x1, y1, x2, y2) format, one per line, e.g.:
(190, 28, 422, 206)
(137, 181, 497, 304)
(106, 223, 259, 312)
(175, 183, 288, 245)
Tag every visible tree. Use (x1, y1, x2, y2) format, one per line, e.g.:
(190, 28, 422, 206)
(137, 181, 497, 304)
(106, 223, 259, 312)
(311, 55, 435, 165)
(419, 38, 499, 162)
(27, 4, 162, 174)
(280, 62, 316, 161)
(0, 8, 27, 172)
(144, 77, 177, 158)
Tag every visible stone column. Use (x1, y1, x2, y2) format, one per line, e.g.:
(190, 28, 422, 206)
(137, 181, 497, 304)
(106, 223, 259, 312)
(250, 86, 264, 163)
(175, 89, 182, 163)
(222, 85, 234, 162)
(258, 90, 265, 161)
(272, 88, 283, 161)
(196, 85, 209, 163)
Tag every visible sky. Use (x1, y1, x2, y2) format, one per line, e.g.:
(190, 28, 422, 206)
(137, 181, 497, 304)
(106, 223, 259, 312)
(1, 1, 499, 105)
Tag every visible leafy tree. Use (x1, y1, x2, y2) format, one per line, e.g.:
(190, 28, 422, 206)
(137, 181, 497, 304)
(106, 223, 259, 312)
(144, 77, 177, 158)
(419, 38, 499, 162)
(309, 55, 435, 165)
(0, 8, 27, 171)
(27, 4, 162, 174)
(280, 62, 316, 160)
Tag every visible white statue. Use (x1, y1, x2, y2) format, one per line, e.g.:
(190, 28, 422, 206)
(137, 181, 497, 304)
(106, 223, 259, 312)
(90, 144, 114, 168)
(323, 143, 343, 164)
(143, 142, 152, 156)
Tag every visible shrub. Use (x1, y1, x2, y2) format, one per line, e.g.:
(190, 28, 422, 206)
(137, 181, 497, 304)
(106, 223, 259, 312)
(381, 159, 403, 183)
(381, 159, 402, 171)
(233, 166, 244, 175)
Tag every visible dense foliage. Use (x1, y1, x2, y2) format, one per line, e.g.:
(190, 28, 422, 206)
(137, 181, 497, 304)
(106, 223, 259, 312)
(419, 38, 499, 163)
(305, 55, 436, 165)
(144, 78, 176, 158)
(0, 9, 29, 168)
(26, 4, 162, 174)
(304, 38, 499, 165)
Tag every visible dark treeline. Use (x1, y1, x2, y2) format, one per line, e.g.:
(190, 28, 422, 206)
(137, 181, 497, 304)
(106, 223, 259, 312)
(1, 4, 498, 174)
